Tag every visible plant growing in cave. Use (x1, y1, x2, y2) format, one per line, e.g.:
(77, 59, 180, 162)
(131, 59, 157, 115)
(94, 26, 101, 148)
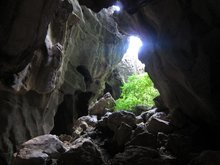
(115, 73, 159, 111)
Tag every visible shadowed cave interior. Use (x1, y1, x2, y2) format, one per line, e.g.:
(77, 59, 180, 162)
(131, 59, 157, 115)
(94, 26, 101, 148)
(0, 0, 220, 164)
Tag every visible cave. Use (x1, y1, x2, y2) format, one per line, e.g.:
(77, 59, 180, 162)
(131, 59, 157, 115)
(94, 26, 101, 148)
(0, 0, 220, 164)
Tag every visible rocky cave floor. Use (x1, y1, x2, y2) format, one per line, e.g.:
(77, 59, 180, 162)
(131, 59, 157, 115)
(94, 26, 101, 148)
(12, 98, 220, 165)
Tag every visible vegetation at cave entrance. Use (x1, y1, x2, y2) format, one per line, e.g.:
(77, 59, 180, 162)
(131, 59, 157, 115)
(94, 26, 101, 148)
(115, 73, 159, 111)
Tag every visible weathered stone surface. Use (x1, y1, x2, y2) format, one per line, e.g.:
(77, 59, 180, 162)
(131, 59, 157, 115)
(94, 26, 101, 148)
(58, 138, 105, 165)
(136, 115, 144, 124)
(88, 92, 115, 117)
(0, 90, 61, 164)
(0, 0, 60, 82)
(1, 0, 220, 164)
(106, 111, 136, 132)
(115, 0, 220, 126)
(60, 1, 128, 97)
(141, 108, 157, 122)
(75, 115, 98, 128)
(0, 1, 128, 163)
(52, 0, 128, 134)
(72, 115, 98, 140)
(13, 134, 66, 165)
(146, 116, 173, 135)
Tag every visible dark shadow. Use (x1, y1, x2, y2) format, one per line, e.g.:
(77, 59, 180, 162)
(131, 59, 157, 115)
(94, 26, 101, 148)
(76, 65, 93, 88)
(51, 94, 74, 135)
(75, 90, 94, 117)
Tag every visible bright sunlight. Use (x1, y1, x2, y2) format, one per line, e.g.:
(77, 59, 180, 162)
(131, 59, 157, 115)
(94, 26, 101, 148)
(123, 36, 143, 60)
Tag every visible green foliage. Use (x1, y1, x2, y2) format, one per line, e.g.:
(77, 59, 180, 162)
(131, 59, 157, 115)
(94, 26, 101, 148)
(115, 73, 159, 111)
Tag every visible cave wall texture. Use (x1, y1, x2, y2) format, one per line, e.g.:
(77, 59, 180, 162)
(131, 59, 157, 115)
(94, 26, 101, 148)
(0, 0, 220, 164)
(0, 0, 128, 163)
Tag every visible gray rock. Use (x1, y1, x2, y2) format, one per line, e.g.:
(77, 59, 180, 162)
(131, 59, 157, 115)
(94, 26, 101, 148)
(0, 2, 128, 162)
(58, 138, 105, 165)
(88, 92, 116, 117)
(152, 112, 168, 121)
(141, 108, 157, 122)
(74, 115, 98, 128)
(13, 134, 66, 165)
(107, 111, 136, 132)
(136, 115, 144, 124)
(146, 116, 173, 134)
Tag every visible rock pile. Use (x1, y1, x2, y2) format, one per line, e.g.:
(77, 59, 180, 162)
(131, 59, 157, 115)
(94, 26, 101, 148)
(13, 101, 220, 165)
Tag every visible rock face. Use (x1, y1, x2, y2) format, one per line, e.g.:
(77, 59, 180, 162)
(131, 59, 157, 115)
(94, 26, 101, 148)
(52, 0, 128, 134)
(114, 0, 220, 126)
(1, 0, 220, 164)
(13, 134, 66, 165)
(0, 0, 60, 84)
(0, 0, 128, 163)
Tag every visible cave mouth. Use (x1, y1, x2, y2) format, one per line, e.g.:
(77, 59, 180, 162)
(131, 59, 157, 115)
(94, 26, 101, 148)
(122, 35, 145, 74)
(123, 35, 143, 62)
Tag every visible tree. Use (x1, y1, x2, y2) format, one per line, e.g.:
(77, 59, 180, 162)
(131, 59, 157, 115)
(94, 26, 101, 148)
(115, 73, 159, 111)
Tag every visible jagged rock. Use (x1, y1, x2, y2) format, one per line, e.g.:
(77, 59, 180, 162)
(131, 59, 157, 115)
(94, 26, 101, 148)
(0, 90, 61, 164)
(13, 134, 66, 165)
(146, 116, 173, 135)
(1, 0, 220, 164)
(151, 112, 168, 121)
(106, 111, 136, 132)
(88, 92, 116, 117)
(0, 1, 128, 162)
(132, 123, 146, 138)
(59, 134, 74, 143)
(141, 108, 157, 122)
(110, 145, 170, 165)
(141, 108, 168, 125)
(52, 0, 128, 134)
(126, 132, 157, 149)
(136, 115, 144, 124)
(0, 0, 60, 85)
(58, 138, 105, 165)
(189, 150, 220, 165)
(74, 115, 98, 128)
(113, 122, 133, 147)
(72, 115, 98, 140)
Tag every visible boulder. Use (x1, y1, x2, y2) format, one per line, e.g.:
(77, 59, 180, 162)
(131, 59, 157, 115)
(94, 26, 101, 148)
(141, 108, 157, 122)
(13, 134, 66, 165)
(146, 116, 173, 134)
(88, 92, 116, 117)
(58, 138, 105, 165)
(107, 111, 136, 132)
